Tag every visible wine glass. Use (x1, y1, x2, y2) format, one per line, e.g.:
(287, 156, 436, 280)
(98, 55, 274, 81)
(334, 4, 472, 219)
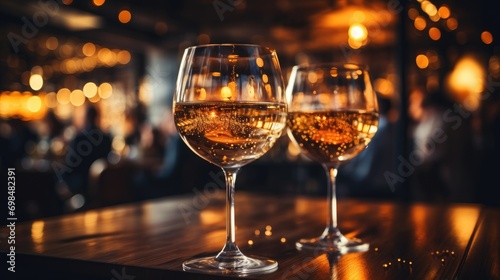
(286, 63, 379, 253)
(173, 44, 287, 275)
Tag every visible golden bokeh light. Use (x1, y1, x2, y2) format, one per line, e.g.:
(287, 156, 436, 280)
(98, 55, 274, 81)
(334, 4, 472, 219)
(44, 92, 57, 108)
(57, 88, 71, 105)
(118, 10, 132, 24)
(438, 6, 450, 19)
(46, 36, 58, 50)
(429, 27, 441, 41)
(374, 78, 395, 98)
(27, 96, 42, 112)
(29, 74, 43, 91)
(117, 50, 131, 64)
(423, 2, 438, 17)
(307, 71, 318, 83)
(408, 8, 419, 20)
(93, 0, 105, 7)
(414, 16, 426, 31)
(82, 42, 96, 57)
(70, 89, 85, 106)
(446, 56, 485, 111)
(416, 54, 429, 69)
(83, 82, 98, 98)
(446, 18, 458, 31)
(31, 66, 43, 75)
(348, 23, 368, 42)
(88, 93, 101, 103)
(348, 37, 363, 49)
(98, 82, 113, 99)
(481, 31, 493, 45)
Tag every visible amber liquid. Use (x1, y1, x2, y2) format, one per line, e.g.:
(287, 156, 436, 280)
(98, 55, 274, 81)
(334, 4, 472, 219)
(174, 101, 287, 168)
(287, 110, 379, 165)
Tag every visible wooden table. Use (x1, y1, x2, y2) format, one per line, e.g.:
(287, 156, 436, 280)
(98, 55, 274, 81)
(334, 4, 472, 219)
(2, 191, 499, 279)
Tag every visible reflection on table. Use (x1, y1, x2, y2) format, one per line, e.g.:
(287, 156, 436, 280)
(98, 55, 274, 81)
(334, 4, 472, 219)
(2, 191, 498, 279)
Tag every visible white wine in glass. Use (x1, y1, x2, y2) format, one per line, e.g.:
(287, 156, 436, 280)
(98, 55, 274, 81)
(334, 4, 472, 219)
(173, 44, 287, 275)
(286, 63, 379, 253)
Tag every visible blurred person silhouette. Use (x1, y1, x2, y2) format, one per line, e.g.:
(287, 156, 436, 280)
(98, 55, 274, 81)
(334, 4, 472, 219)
(35, 109, 66, 160)
(44, 109, 65, 142)
(132, 109, 217, 199)
(407, 89, 480, 203)
(61, 104, 112, 201)
(0, 118, 39, 168)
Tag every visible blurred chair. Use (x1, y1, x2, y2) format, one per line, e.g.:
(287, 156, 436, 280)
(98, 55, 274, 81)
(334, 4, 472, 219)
(88, 159, 137, 208)
(14, 168, 63, 222)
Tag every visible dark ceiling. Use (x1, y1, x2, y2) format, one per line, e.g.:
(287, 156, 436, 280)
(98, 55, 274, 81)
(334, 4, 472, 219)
(1, 0, 402, 54)
(0, 0, 498, 85)
(1, 0, 497, 55)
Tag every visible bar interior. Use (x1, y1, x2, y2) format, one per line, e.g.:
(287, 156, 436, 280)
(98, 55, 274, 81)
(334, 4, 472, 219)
(0, 0, 499, 279)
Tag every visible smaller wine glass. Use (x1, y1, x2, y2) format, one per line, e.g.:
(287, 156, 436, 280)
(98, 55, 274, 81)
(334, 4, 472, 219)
(286, 63, 379, 253)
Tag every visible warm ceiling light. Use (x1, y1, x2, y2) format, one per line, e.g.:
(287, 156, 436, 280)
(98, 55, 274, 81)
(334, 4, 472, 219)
(118, 10, 131, 24)
(51, 10, 103, 31)
(446, 56, 485, 110)
(348, 23, 368, 42)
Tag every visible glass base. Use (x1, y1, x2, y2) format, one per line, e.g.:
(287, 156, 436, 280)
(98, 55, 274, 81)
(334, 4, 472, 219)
(296, 228, 369, 254)
(182, 255, 278, 276)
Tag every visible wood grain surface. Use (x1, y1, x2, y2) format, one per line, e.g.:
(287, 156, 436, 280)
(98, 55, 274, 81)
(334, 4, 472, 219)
(1, 191, 497, 279)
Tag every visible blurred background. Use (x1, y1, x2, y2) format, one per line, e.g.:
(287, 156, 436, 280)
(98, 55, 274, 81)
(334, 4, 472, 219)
(1, 0, 499, 222)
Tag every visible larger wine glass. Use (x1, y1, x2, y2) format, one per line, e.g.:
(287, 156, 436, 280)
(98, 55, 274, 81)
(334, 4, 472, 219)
(286, 63, 379, 253)
(173, 44, 287, 275)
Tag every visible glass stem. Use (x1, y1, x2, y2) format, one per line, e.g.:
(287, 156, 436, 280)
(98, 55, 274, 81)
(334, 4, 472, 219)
(323, 164, 339, 234)
(216, 167, 244, 262)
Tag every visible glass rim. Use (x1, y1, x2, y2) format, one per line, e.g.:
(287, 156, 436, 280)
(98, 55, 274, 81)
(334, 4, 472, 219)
(292, 62, 369, 72)
(184, 43, 276, 52)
